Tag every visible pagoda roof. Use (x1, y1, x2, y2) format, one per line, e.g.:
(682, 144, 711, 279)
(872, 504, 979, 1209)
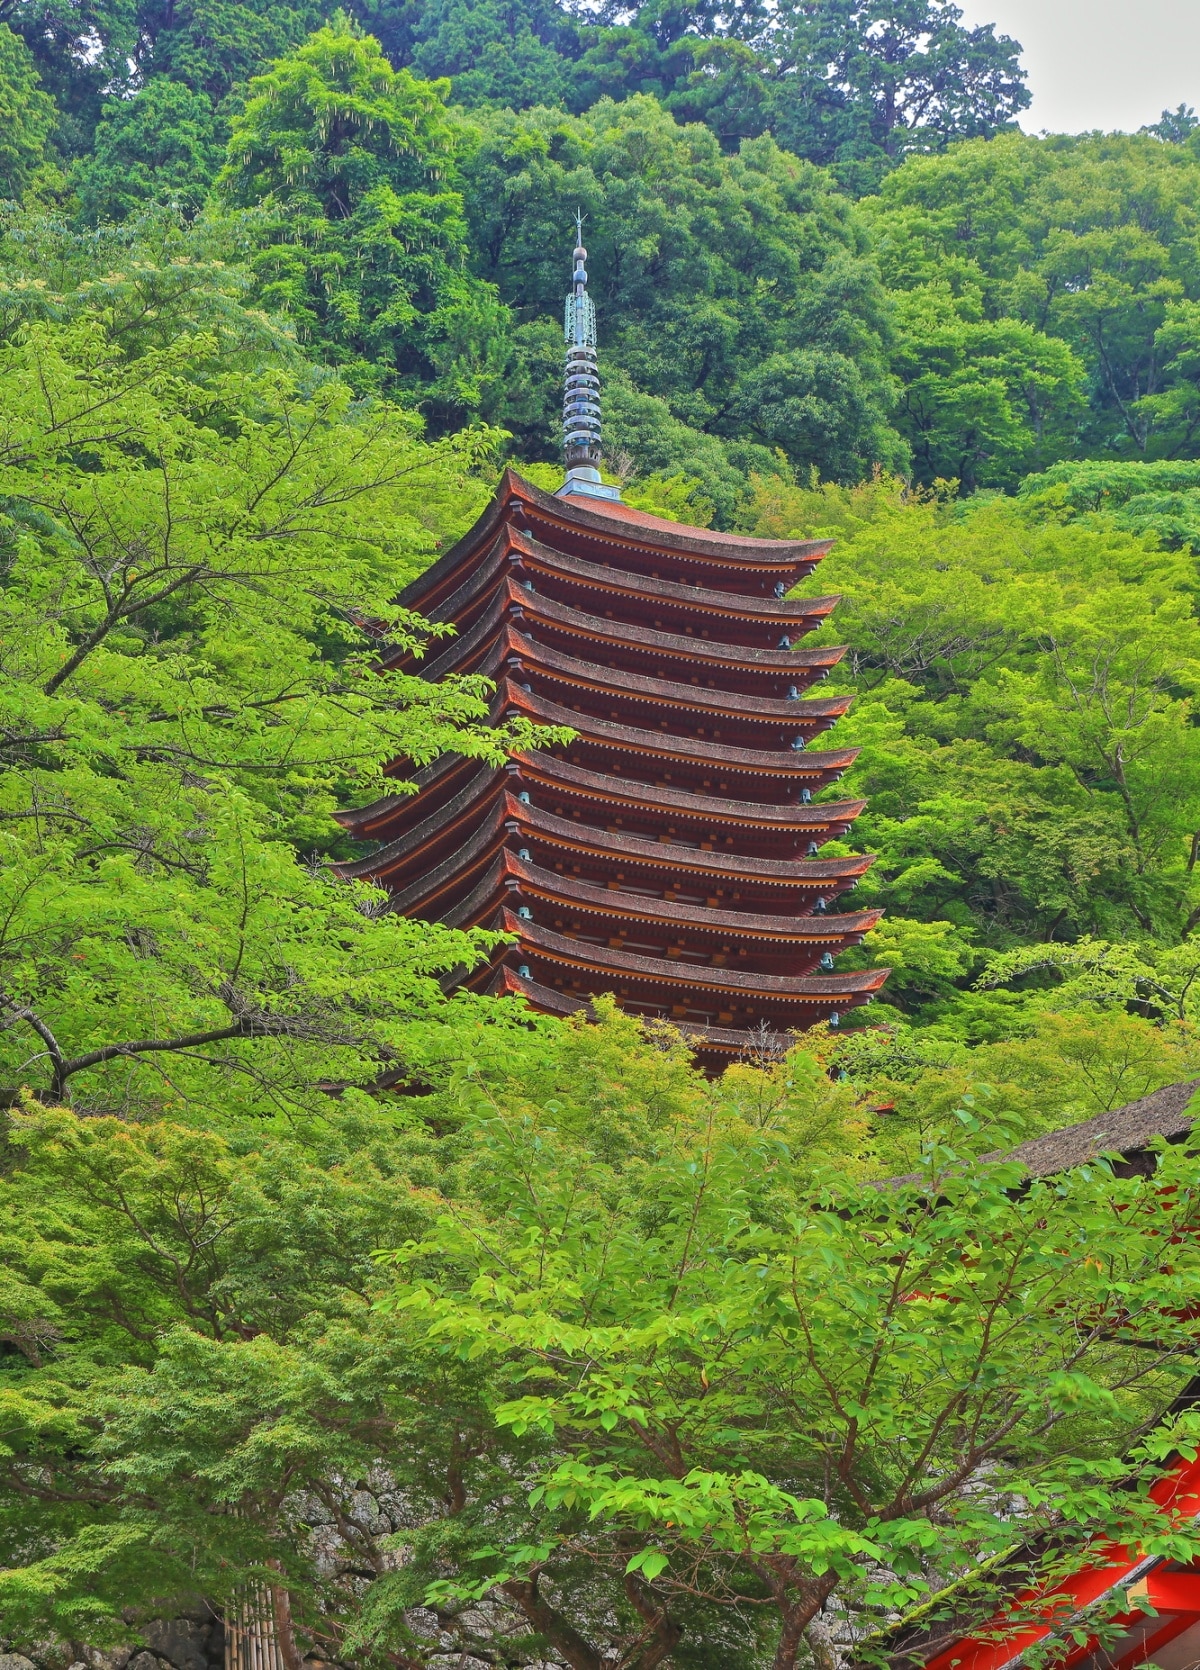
(390, 539, 839, 677)
(509, 540, 838, 628)
(401, 471, 832, 616)
(443, 849, 882, 942)
(353, 797, 872, 916)
(414, 586, 849, 686)
(512, 755, 865, 829)
(491, 971, 843, 1060)
(484, 630, 852, 729)
(485, 914, 889, 1002)
(338, 755, 867, 852)
(343, 462, 883, 1059)
(504, 684, 859, 778)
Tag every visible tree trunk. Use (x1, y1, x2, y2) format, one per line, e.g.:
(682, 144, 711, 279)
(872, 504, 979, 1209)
(502, 1578, 606, 1670)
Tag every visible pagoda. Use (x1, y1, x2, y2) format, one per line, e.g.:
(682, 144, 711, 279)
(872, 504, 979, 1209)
(336, 223, 887, 1064)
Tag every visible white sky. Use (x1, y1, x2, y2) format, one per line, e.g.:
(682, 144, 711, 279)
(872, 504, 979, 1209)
(955, 0, 1200, 135)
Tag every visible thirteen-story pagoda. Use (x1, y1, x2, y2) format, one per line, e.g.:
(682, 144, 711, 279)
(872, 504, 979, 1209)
(337, 223, 887, 1064)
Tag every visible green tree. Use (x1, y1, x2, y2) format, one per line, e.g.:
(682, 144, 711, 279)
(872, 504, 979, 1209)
(889, 285, 1086, 488)
(74, 78, 224, 222)
(364, 0, 579, 108)
(462, 95, 905, 478)
(1021, 456, 1200, 552)
(741, 474, 1200, 984)
(8, 1058, 1200, 1664)
(0, 311, 570, 1118)
(217, 18, 513, 416)
(0, 0, 325, 157)
(863, 131, 1200, 463)
(0, 20, 54, 198)
(387, 1105, 1200, 1670)
(745, 0, 1029, 185)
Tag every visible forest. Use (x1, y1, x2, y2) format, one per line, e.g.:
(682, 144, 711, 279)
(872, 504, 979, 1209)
(6, 0, 1200, 1664)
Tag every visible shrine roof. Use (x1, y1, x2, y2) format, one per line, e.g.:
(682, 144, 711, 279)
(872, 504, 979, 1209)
(883, 1078, 1200, 1192)
(555, 488, 805, 547)
(995, 1076, 1199, 1178)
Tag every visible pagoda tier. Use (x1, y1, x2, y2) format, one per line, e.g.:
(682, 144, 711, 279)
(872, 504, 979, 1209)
(339, 470, 886, 1062)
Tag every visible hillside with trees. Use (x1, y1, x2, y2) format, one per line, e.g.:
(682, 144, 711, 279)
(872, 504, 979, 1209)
(5, 2, 1200, 1665)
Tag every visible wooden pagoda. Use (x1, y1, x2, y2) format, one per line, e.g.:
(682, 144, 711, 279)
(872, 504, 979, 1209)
(336, 228, 886, 1064)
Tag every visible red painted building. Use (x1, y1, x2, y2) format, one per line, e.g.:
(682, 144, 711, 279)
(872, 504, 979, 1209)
(336, 231, 886, 1063)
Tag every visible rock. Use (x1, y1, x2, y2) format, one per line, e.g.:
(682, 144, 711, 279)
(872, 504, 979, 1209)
(81, 1650, 132, 1670)
(31, 1646, 75, 1670)
(125, 1653, 163, 1670)
(0, 1656, 39, 1670)
(140, 1626, 209, 1670)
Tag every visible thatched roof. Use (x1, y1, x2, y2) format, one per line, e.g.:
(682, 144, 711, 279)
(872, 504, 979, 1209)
(885, 1078, 1200, 1189)
(1002, 1077, 1199, 1176)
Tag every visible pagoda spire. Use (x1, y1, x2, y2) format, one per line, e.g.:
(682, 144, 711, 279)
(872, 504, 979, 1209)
(557, 212, 621, 502)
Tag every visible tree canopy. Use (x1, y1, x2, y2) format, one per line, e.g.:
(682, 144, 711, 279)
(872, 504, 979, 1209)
(6, 6, 1200, 1666)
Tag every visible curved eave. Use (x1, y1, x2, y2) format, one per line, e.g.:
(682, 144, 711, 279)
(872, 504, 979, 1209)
(447, 852, 882, 940)
(399, 471, 834, 614)
(336, 750, 868, 846)
(492, 972, 844, 1058)
(346, 798, 874, 914)
(506, 684, 860, 776)
(500, 807, 875, 884)
(513, 756, 867, 830)
(497, 629, 852, 725)
(510, 532, 840, 623)
(409, 585, 850, 684)
(406, 527, 840, 640)
(493, 915, 890, 999)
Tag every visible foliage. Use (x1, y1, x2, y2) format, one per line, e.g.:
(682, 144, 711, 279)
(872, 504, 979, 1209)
(385, 1106, 1200, 1670)
(1, 0, 325, 153)
(1021, 458, 1200, 552)
(217, 18, 511, 417)
(74, 78, 225, 223)
(365, 0, 1028, 185)
(461, 95, 906, 477)
(741, 475, 1200, 993)
(0, 309, 574, 1119)
(7, 1039, 1200, 1666)
(862, 132, 1200, 474)
(0, 205, 299, 366)
(0, 20, 55, 198)
(697, 0, 1029, 183)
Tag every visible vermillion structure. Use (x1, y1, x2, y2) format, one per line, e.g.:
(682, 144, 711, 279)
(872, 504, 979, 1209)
(337, 222, 887, 1063)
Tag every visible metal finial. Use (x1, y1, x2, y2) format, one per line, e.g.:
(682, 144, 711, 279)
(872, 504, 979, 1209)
(556, 213, 619, 501)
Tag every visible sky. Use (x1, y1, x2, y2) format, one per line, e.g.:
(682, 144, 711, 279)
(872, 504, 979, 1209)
(955, 0, 1200, 135)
